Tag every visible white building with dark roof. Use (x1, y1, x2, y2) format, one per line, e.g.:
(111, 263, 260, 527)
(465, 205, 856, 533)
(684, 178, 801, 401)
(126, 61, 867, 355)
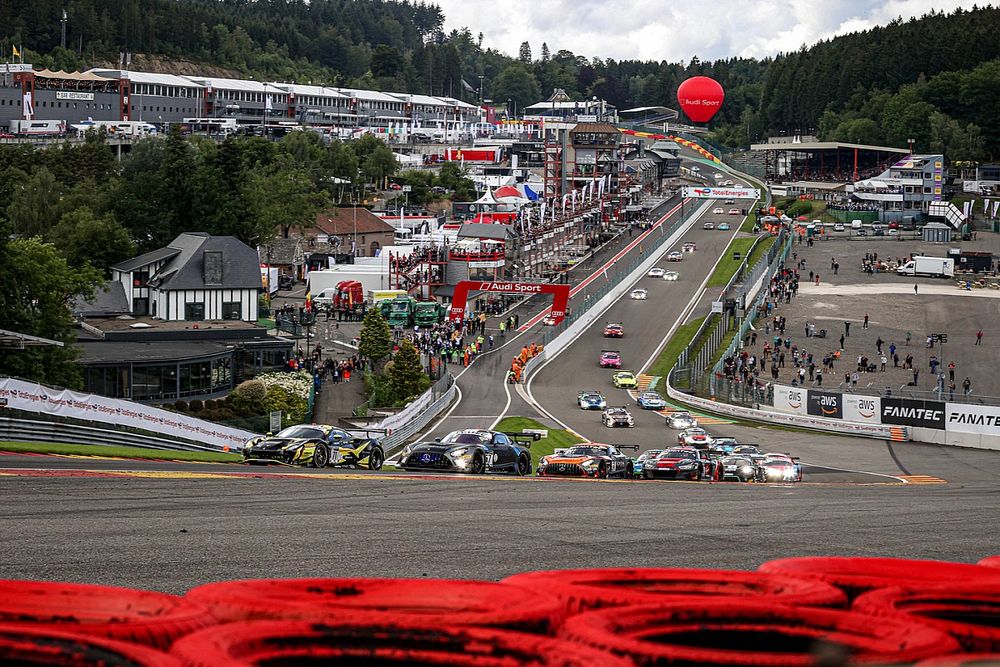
(110, 233, 262, 322)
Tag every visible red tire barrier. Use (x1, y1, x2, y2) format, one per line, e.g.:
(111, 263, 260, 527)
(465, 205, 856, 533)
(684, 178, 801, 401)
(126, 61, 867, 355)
(185, 578, 564, 634)
(759, 557, 1000, 599)
(500, 567, 847, 613)
(916, 654, 1000, 666)
(170, 619, 633, 667)
(560, 600, 960, 666)
(980, 556, 1000, 569)
(0, 580, 216, 649)
(0, 623, 181, 666)
(853, 583, 1000, 651)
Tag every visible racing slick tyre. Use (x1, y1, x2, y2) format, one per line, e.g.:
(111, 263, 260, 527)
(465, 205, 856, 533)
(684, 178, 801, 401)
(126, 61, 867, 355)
(367, 445, 385, 470)
(185, 578, 565, 634)
(311, 443, 330, 468)
(515, 454, 531, 476)
(471, 452, 486, 474)
(559, 600, 958, 666)
(597, 462, 608, 479)
(0, 624, 181, 666)
(500, 568, 847, 614)
(853, 582, 1000, 651)
(980, 556, 1000, 569)
(759, 557, 1000, 601)
(915, 654, 1000, 666)
(0, 581, 216, 649)
(170, 619, 633, 667)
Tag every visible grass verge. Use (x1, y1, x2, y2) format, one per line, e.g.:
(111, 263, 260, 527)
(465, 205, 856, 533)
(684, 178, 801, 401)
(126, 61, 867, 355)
(0, 441, 241, 463)
(646, 316, 707, 381)
(494, 416, 586, 462)
(707, 238, 759, 287)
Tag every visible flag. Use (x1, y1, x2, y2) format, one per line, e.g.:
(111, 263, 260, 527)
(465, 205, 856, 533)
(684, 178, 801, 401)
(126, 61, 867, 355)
(265, 94, 273, 113)
(304, 290, 313, 313)
(985, 199, 991, 215)
(12, 45, 20, 59)
(22, 91, 33, 119)
(993, 201, 1000, 219)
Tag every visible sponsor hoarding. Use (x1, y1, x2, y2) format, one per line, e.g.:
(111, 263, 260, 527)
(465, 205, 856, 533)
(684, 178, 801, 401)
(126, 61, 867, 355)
(682, 186, 760, 200)
(843, 395, 882, 424)
(881, 397, 945, 430)
(773, 384, 807, 415)
(945, 403, 1000, 435)
(56, 91, 95, 101)
(807, 390, 843, 419)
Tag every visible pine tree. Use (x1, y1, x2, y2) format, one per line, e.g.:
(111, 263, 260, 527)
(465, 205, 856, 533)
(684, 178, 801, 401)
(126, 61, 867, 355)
(388, 339, 428, 403)
(518, 41, 532, 63)
(540, 42, 550, 62)
(359, 307, 392, 369)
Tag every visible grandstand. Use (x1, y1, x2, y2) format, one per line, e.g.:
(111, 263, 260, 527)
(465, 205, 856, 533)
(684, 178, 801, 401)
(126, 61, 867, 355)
(750, 138, 909, 184)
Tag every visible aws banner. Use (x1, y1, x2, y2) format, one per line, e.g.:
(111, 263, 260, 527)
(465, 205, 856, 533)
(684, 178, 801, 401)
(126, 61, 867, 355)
(843, 395, 881, 424)
(807, 390, 842, 419)
(773, 384, 807, 415)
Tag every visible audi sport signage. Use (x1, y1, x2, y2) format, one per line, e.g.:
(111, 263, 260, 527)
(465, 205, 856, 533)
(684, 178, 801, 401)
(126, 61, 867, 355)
(682, 186, 760, 200)
(449, 281, 570, 326)
(881, 397, 945, 430)
(477, 282, 544, 293)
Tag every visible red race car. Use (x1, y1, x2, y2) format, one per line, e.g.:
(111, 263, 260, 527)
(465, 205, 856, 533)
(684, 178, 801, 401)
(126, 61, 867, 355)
(603, 322, 624, 338)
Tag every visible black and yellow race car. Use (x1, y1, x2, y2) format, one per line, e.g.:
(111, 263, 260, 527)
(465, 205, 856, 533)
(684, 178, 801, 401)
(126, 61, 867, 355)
(242, 424, 385, 470)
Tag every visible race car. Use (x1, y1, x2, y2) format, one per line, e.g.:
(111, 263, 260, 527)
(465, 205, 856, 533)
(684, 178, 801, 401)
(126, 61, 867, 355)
(667, 251, 683, 262)
(720, 456, 764, 482)
(243, 424, 385, 469)
(578, 390, 607, 410)
(633, 449, 663, 476)
(398, 429, 536, 475)
(602, 406, 635, 428)
(728, 208, 740, 215)
(643, 447, 713, 480)
(712, 207, 724, 214)
(665, 411, 698, 429)
(677, 427, 713, 448)
(630, 288, 648, 300)
(603, 322, 624, 338)
(599, 350, 623, 368)
(718, 222, 731, 231)
(709, 436, 739, 454)
(682, 242, 696, 252)
(612, 371, 638, 388)
(542, 314, 558, 326)
(725, 198, 735, 205)
(703, 222, 715, 230)
(663, 270, 680, 281)
(732, 444, 761, 457)
(636, 391, 667, 410)
(760, 454, 803, 483)
(647, 267, 666, 278)
(537, 443, 637, 479)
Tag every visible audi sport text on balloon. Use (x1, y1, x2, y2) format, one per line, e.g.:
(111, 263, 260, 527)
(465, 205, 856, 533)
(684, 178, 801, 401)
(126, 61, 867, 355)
(677, 76, 725, 123)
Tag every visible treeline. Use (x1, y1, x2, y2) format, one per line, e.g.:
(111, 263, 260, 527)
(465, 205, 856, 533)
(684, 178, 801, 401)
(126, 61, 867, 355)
(5, 2, 1000, 158)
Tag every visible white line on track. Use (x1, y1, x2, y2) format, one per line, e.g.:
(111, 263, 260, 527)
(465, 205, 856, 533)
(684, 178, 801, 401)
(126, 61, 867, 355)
(799, 461, 907, 483)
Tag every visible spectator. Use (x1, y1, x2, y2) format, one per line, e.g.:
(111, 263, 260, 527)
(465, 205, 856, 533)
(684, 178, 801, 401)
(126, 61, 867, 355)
(948, 361, 955, 382)
(963, 377, 972, 396)
(976, 329, 983, 345)
(863, 314, 869, 329)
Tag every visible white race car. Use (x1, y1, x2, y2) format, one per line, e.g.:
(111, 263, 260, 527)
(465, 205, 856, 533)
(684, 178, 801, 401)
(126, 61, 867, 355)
(663, 270, 680, 281)
(666, 412, 698, 429)
(678, 427, 713, 448)
(602, 406, 636, 428)
(667, 251, 683, 262)
(682, 242, 697, 252)
(712, 207, 724, 214)
(647, 267, 666, 278)
(630, 288, 648, 300)
(728, 208, 740, 215)
(703, 222, 715, 230)
(760, 453, 803, 483)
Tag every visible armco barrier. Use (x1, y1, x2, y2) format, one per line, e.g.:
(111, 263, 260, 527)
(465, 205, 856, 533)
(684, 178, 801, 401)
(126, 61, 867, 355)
(522, 198, 715, 382)
(378, 374, 457, 453)
(0, 416, 228, 452)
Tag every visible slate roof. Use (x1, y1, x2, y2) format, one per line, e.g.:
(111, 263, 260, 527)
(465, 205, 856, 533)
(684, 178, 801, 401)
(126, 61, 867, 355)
(118, 233, 261, 292)
(314, 208, 396, 236)
(72, 281, 129, 317)
(458, 223, 513, 240)
(111, 246, 180, 273)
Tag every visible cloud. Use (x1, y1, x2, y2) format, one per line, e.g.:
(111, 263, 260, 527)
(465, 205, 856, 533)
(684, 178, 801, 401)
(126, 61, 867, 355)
(435, 0, 982, 62)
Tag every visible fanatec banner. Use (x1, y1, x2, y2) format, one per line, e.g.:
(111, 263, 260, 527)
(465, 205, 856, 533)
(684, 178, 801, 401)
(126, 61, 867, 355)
(881, 397, 946, 430)
(0, 378, 255, 449)
(945, 403, 1000, 436)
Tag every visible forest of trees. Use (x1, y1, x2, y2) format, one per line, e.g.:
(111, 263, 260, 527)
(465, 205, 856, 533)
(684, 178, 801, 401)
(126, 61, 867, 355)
(5, 2, 1000, 157)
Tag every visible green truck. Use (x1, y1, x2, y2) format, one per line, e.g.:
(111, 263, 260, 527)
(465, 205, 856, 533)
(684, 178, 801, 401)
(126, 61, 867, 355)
(414, 300, 447, 327)
(380, 296, 417, 327)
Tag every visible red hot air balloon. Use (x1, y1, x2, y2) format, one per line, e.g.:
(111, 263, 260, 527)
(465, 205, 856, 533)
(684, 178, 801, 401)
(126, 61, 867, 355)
(677, 76, 725, 123)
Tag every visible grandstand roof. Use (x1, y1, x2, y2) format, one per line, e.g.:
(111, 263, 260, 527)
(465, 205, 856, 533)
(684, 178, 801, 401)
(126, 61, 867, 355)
(183, 76, 275, 93)
(90, 69, 203, 88)
(750, 141, 909, 154)
(277, 83, 348, 98)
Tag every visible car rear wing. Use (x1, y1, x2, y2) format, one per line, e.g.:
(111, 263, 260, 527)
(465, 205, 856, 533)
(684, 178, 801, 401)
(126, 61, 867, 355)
(611, 444, 641, 451)
(601, 350, 621, 354)
(578, 390, 600, 396)
(345, 428, 388, 439)
(606, 321, 622, 326)
(504, 431, 542, 448)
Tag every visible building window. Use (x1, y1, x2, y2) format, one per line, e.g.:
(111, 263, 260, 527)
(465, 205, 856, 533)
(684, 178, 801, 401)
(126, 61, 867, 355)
(184, 302, 205, 320)
(132, 271, 149, 288)
(222, 301, 242, 320)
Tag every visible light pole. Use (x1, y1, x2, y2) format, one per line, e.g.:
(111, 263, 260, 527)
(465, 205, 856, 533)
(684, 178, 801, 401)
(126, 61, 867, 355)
(478, 75, 484, 104)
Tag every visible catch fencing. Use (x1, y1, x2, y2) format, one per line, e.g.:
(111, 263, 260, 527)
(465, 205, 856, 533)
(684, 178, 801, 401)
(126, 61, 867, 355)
(378, 373, 456, 453)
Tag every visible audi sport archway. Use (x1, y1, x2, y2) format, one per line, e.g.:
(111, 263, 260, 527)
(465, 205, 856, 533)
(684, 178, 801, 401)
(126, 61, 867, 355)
(449, 281, 571, 326)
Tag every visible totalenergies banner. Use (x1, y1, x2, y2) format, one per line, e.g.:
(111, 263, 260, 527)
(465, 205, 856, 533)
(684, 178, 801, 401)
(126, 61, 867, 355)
(0, 378, 256, 450)
(683, 186, 759, 199)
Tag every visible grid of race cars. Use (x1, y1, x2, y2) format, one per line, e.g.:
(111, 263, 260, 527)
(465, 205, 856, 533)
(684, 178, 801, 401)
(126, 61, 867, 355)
(240, 233, 802, 484)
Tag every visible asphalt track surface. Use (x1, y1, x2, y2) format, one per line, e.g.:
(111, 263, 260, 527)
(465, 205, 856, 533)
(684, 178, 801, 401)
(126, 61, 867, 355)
(3, 154, 998, 591)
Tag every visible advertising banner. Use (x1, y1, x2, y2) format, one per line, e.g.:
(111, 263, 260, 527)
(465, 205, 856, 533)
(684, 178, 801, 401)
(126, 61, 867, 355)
(881, 397, 945, 430)
(843, 395, 882, 424)
(807, 390, 843, 419)
(945, 403, 1000, 436)
(773, 384, 807, 415)
(682, 186, 760, 200)
(0, 378, 255, 450)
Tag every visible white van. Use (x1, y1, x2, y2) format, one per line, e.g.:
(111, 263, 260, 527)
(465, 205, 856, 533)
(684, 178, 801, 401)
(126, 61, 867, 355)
(851, 219, 863, 230)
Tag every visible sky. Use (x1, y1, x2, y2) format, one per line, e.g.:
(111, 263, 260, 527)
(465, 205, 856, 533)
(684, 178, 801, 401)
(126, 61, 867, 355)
(435, 1, 983, 62)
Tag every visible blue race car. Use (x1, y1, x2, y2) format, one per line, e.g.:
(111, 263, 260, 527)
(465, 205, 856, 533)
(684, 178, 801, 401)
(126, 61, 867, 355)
(636, 391, 667, 410)
(633, 449, 663, 476)
(709, 436, 739, 455)
(577, 390, 607, 410)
